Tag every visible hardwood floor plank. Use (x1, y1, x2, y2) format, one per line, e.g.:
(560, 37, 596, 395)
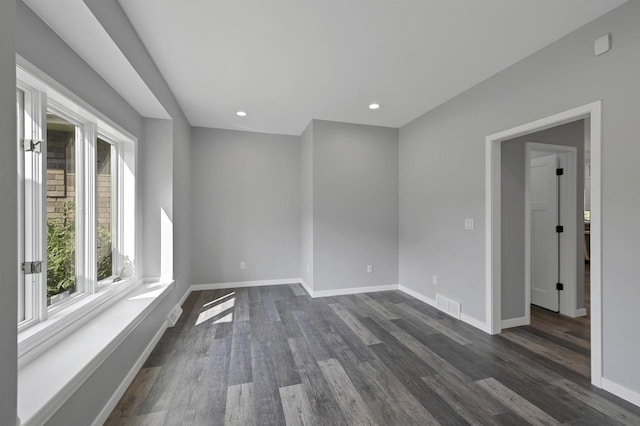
(423, 372, 512, 426)
(395, 302, 472, 345)
(279, 383, 316, 426)
(356, 360, 440, 425)
(288, 337, 347, 426)
(234, 288, 251, 322)
(313, 302, 378, 362)
(225, 383, 256, 426)
(289, 283, 308, 297)
(105, 366, 161, 423)
(359, 317, 435, 377)
(274, 297, 305, 338)
(192, 335, 232, 426)
(389, 328, 470, 383)
(251, 339, 287, 426)
(163, 356, 209, 426)
(476, 377, 560, 426)
(500, 331, 590, 377)
(260, 286, 282, 322)
(553, 379, 640, 426)
(317, 358, 378, 426)
(368, 342, 470, 425)
(228, 320, 253, 386)
(328, 303, 382, 345)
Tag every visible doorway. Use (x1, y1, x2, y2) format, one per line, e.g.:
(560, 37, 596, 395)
(485, 101, 602, 387)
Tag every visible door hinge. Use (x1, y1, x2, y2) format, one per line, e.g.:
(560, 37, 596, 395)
(556, 282, 564, 291)
(22, 139, 42, 153)
(556, 168, 564, 176)
(22, 261, 42, 274)
(556, 225, 564, 233)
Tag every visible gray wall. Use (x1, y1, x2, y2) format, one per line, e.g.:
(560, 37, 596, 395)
(313, 120, 399, 291)
(191, 128, 301, 284)
(501, 120, 585, 320)
(399, 0, 640, 394)
(0, 0, 17, 423)
(141, 118, 173, 279)
(173, 117, 192, 293)
(300, 122, 314, 288)
(85, 0, 194, 303)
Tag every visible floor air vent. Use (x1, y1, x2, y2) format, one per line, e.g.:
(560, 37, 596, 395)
(435, 294, 461, 319)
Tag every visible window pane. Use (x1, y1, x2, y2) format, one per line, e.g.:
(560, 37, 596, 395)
(97, 138, 113, 281)
(46, 112, 77, 305)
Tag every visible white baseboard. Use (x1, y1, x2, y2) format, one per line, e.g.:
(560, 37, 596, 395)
(398, 285, 491, 334)
(190, 278, 301, 292)
(398, 285, 436, 307)
(571, 307, 588, 318)
(312, 284, 399, 298)
(602, 378, 640, 407)
(501, 316, 529, 329)
(177, 285, 192, 308)
(92, 320, 169, 426)
(462, 313, 492, 333)
(298, 279, 313, 297)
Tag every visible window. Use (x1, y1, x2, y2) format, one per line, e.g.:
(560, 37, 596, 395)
(17, 64, 137, 345)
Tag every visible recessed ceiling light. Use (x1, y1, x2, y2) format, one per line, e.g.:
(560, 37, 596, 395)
(236, 111, 247, 117)
(369, 103, 381, 110)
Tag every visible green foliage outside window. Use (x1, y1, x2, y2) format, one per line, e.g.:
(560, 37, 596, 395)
(47, 202, 77, 299)
(47, 201, 113, 301)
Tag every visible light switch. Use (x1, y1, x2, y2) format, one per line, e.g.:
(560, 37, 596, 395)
(594, 33, 611, 56)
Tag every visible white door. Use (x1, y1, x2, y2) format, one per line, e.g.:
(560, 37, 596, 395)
(530, 153, 559, 311)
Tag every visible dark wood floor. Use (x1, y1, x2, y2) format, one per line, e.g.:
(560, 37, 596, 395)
(106, 283, 640, 425)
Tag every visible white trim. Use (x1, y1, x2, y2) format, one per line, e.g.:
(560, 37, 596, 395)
(572, 307, 587, 318)
(299, 278, 313, 297)
(398, 285, 436, 306)
(525, 143, 578, 318)
(501, 316, 530, 329)
(460, 313, 492, 333)
(601, 378, 640, 408)
(398, 285, 491, 333)
(18, 278, 139, 367)
(485, 100, 602, 387)
(92, 320, 169, 426)
(177, 284, 192, 308)
(312, 284, 399, 298)
(190, 278, 301, 292)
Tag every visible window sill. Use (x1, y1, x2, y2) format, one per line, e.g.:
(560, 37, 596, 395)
(17, 279, 175, 426)
(18, 278, 139, 366)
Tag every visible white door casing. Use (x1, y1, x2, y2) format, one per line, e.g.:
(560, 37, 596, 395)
(486, 101, 599, 387)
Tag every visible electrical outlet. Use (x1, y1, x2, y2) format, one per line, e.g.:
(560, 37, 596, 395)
(432, 275, 438, 285)
(464, 218, 474, 230)
(240, 261, 246, 270)
(306, 264, 310, 272)
(367, 265, 373, 273)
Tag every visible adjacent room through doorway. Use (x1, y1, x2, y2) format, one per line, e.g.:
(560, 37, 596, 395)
(499, 118, 591, 379)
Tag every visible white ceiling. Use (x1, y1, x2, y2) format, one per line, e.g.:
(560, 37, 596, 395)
(113, 0, 625, 135)
(23, 0, 169, 120)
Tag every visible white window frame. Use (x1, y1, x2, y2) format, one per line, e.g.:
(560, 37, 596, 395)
(16, 59, 139, 365)
(96, 133, 123, 287)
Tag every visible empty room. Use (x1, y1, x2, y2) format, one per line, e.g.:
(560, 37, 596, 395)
(2, 0, 640, 425)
